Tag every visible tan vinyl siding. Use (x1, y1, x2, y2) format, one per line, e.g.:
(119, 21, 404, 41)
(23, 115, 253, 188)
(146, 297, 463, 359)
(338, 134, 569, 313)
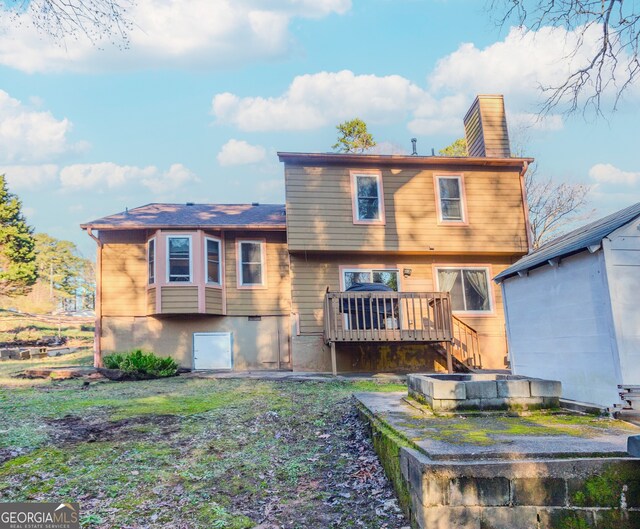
(290, 253, 516, 368)
(160, 286, 199, 313)
(100, 230, 147, 317)
(464, 95, 511, 158)
(285, 165, 528, 253)
(224, 231, 291, 316)
(205, 287, 224, 315)
(464, 98, 485, 157)
(147, 287, 156, 315)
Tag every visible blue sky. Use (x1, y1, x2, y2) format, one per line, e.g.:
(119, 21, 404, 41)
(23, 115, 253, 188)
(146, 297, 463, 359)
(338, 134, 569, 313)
(0, 0, 638, 258)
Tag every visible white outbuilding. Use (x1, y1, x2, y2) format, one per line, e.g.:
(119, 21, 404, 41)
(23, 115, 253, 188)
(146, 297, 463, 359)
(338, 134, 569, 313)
(495, 203, 640, 410)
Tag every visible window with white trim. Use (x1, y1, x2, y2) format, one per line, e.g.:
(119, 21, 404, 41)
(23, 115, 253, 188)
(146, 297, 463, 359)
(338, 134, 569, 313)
(437, 176, 464, 222)
(205, 238, 221, 285)
(148, 238, 155, 285)
(238, 241, 264, 286)
(436, 267, 491, 312)
(342, 268, 399, 291)
(353, 173, 383, 222)
(167, 236, 191, 282)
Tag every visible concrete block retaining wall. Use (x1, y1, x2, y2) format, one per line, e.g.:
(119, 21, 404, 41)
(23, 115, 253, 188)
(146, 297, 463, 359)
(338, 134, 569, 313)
(401, 447, 640, 528)
(407, 374, 561, 412)
(360, 405, 640, 529)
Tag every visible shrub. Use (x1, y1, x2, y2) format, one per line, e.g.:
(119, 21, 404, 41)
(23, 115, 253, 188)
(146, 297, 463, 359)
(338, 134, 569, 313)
(102, 349, 178, 378)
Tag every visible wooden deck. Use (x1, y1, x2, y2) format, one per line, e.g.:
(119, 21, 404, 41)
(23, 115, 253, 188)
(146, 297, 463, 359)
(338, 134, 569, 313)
(324, 291, 462, 375)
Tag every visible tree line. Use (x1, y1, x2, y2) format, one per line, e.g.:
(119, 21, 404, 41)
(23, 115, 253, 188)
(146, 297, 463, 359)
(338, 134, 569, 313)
(0, 175, 94, 313)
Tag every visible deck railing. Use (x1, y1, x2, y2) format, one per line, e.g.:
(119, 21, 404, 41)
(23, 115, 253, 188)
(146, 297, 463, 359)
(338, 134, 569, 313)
(447, 315, 482, 369)
(323, 291, 453, 343)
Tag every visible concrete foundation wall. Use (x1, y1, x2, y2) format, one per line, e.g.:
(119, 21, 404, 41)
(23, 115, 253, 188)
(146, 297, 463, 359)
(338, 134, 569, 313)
(101, 315, 290, 370)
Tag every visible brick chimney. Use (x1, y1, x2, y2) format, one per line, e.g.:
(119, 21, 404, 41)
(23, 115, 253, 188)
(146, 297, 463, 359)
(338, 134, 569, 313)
(463, 95, 511, 158)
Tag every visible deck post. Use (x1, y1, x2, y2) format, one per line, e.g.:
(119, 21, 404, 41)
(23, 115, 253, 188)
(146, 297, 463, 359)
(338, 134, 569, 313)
(330, 341, 337, 376)
(446, 343, 454, 374)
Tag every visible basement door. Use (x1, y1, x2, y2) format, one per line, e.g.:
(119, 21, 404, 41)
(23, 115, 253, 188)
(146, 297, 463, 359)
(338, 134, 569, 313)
(193, 332, 233, 370)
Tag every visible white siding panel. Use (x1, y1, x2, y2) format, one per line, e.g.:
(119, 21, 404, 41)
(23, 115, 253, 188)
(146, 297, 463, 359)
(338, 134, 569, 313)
(604, 218, 640, 386)
(502, 251, 621, 407)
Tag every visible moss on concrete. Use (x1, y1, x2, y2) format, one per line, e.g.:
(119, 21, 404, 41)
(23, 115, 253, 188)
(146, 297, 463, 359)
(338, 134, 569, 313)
(357, 404, 413, 521)
(392, 410, 638, 446)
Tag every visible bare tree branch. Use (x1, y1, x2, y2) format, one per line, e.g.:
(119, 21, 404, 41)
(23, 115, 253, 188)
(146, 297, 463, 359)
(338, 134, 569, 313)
(2, 0, 134, 47)
(525, 163, 594, 248)
(490, 0, 640, 115)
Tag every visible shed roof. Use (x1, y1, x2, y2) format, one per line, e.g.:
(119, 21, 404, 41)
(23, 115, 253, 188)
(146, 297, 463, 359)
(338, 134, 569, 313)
(495, 202, 640, 282)
(80, 203, 286, 230)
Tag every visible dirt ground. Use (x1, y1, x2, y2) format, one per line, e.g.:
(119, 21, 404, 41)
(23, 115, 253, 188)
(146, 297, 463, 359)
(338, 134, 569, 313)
(0, 359, 409, 528)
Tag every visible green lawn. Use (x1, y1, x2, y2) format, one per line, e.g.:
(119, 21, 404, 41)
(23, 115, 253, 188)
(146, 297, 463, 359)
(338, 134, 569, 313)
(0, 353, 408, 528)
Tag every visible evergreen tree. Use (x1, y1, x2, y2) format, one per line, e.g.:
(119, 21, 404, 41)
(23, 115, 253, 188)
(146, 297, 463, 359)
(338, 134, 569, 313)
(332, 118, 376, 153)
(0, 175, 37, 297)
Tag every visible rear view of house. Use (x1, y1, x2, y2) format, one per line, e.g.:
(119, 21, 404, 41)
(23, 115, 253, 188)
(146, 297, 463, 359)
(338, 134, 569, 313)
(83, 95, 533, 373)
(496, 203, 640, 410)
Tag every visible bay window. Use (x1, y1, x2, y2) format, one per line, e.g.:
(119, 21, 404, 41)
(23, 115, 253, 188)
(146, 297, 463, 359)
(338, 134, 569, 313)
(167, 236, 191, 282)
(205, 237, 221, 285)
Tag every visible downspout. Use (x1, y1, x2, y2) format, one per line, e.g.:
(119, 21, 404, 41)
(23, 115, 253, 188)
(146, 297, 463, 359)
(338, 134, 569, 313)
(519, 161, 534, 252)
(86, 228, 103, 367)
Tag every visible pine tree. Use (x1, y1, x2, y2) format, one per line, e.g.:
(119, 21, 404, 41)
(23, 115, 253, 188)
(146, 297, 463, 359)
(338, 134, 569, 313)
(0, 175, 37, 297)
(332, 118, 376, 153)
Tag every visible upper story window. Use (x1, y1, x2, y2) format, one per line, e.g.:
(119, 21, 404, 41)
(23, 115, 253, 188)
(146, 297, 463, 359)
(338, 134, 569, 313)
(436, 175, 466, 223)
(205, 237, 221, 285)
(351, 171, 384, 224)
(436, 267, 492, 313)
(147, 238, 155, 285)
(238, 240, 265, 287)
(167, 236, 191, 282)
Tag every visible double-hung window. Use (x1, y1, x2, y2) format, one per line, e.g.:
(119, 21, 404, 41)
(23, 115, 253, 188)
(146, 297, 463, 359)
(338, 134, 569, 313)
(436, 175, 465, 223)
(436, 267, 492, 313)
(352, 171, 384, 223)
(238, 240, 265, 287)
(147, 238, 155, 285)
(167, 236, 191, 282)
(205, 238, 221, 285)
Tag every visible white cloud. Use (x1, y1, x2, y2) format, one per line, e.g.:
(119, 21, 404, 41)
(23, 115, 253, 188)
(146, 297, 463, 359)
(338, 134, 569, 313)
(589, 163, 640, 185)
(59, 162, 198, 193)
(145, 163, 199, 193)
(60, 163, 156, 190)
(0, 164, 59, 190)
(509, 113, 564, 132)
(428, 26, 602, 103)
(217, 139, 266, 166)
(211, 25, 622, 136)
(0, 91, 80, 163)
(212, 70, 427, 131)
(0, 0, 351, 73)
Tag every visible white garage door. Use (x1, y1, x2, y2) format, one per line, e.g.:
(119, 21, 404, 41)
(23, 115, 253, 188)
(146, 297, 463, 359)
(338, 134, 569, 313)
(193, 332, 232, 370)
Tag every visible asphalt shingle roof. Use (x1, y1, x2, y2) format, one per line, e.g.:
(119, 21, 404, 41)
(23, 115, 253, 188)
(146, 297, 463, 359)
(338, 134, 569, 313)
(81, 203, 286, 230)
(495, 202, 640, 282)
